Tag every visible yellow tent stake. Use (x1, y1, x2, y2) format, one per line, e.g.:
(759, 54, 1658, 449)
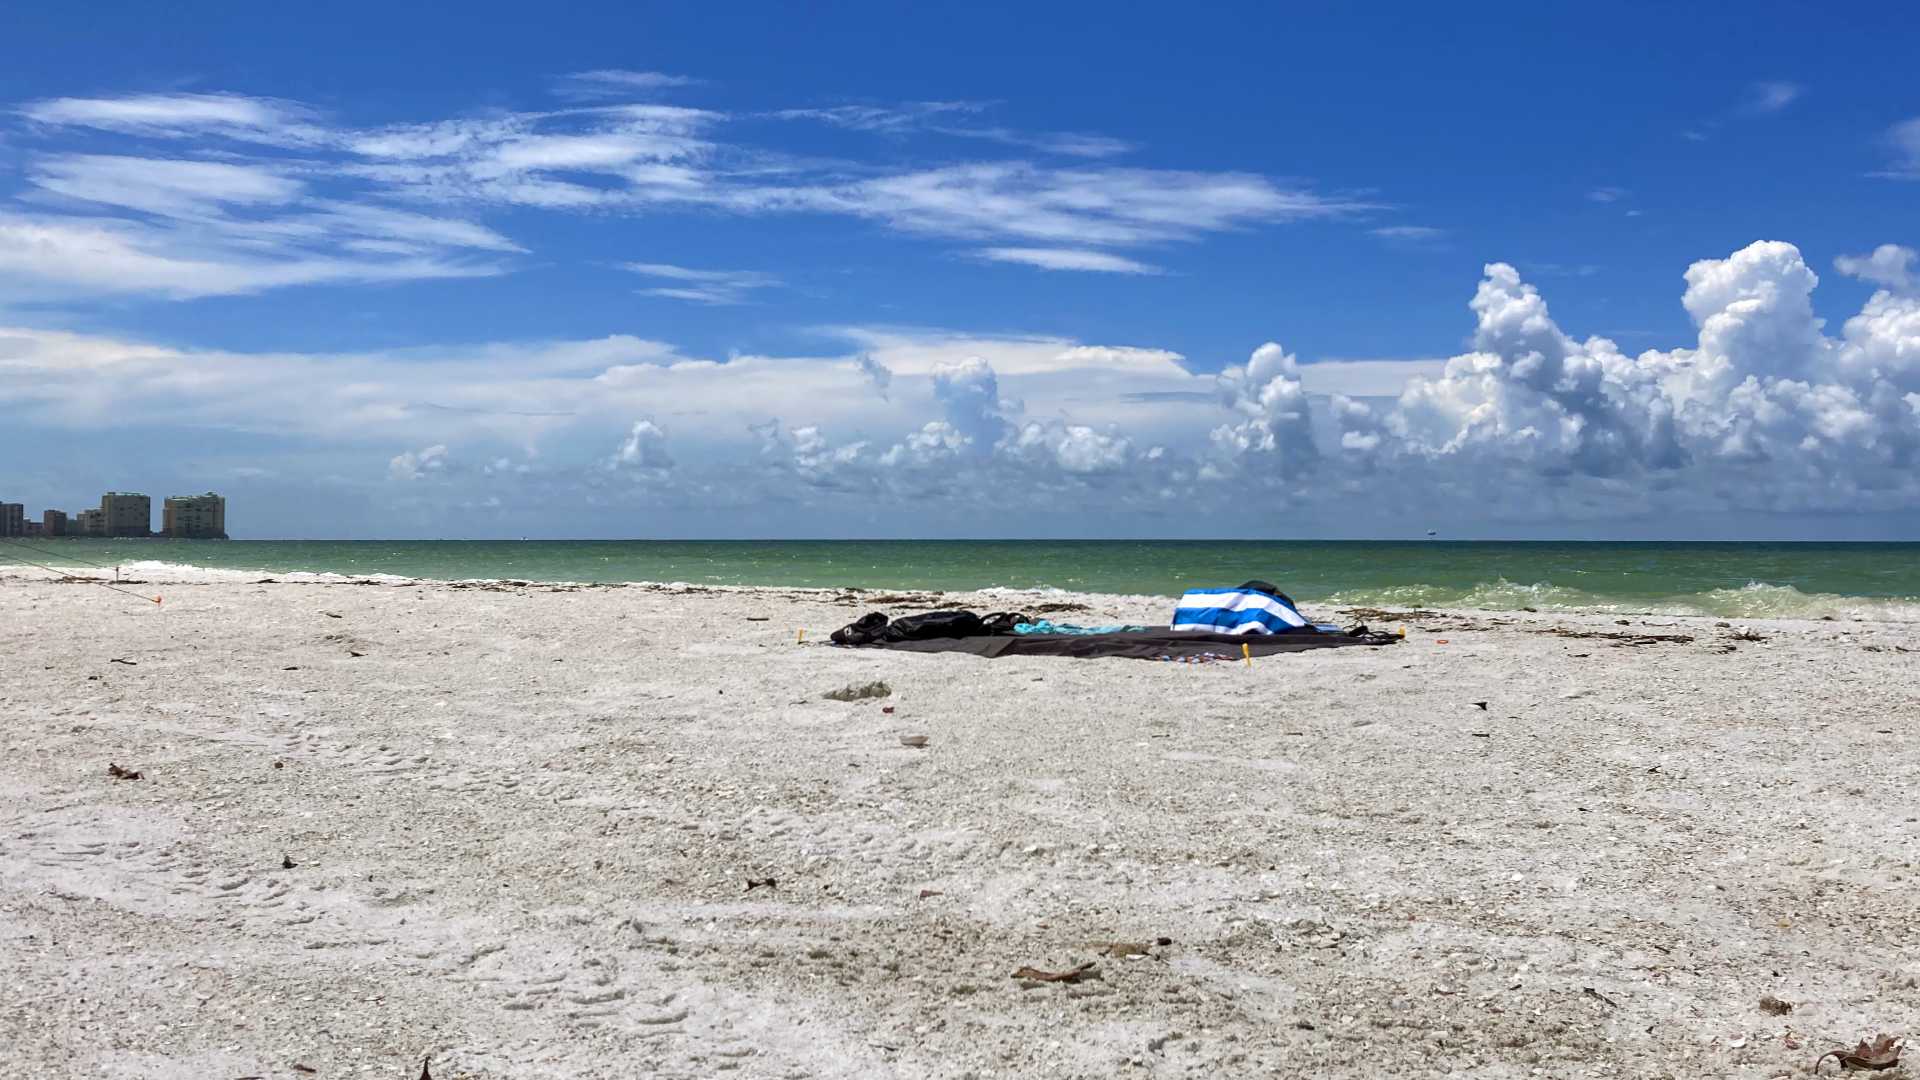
(1397, 623, 1406, 638)
(1242, 642, 1252, 668)
(796, 628, 805, 644)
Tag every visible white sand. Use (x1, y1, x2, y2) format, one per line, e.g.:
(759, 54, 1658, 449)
(2, 572, 1917, 1079)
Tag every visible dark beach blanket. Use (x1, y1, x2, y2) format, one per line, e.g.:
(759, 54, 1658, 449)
(855, 628, 1390, 660)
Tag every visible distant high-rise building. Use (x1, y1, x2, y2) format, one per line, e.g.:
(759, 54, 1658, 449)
(75, 508, 106, 536)
(99, 492, 151, 537)
(0, 502, 22, 537)
(42, 509, 66, 536)
(163, 492, 228, 539)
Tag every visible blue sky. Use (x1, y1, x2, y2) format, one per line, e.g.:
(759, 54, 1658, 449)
(2, 1, 1917, 538)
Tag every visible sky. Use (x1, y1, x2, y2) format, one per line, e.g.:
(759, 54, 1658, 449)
(1, 1, 1917, 540)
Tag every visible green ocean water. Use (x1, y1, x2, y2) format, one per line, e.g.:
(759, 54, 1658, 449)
(4, 538, 1917, 620)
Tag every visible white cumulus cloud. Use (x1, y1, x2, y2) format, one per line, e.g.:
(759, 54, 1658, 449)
(1211, 343, 1319, 476)
(610, 420, 675, 470)
(389, 444, 450, 481)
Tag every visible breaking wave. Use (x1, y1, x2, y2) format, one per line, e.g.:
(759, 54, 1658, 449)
(1322, 579, 1920, 622)
(6, 559, 424, 586)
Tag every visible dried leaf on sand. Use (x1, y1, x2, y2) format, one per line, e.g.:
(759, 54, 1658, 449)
(107, 763, 143, 780)
(1814, 1034, 1903, 1072)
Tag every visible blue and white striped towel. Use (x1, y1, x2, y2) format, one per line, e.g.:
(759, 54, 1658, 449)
(1171, 587, 1309, 634)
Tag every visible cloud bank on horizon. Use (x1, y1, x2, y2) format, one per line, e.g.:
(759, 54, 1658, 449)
(5, 236, 1916, 533)
(1, 67, 1917, 538)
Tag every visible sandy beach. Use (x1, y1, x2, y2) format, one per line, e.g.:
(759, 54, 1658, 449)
(3, 571, 1917, 1079)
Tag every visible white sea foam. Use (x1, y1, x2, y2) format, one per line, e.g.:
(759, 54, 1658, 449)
(2, 560, 423, 586)
(1323, 578, 1920, 622)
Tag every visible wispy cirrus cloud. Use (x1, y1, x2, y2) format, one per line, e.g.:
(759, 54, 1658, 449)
(20, 91, 332, 146)
(1369, 225, 1447, 246)
(1743, 80, 1803, 114)
(957, 128, 1134, 159)
(1681, 81, 1807, 141)
(29, 153, 305, 217)
(1871, 117, 1920, 179)
(5, 82, 1370, 295)
(0, 213, 507, 299)
(770, 101, 986, 134)
(621, 262, 781, 304)
(554, 70, 704, 100)
(771, 100, 1133, 158)
(818, 163, 1368, 248)
(976, 247, 1160, 273)
(1, 145, 519, 298)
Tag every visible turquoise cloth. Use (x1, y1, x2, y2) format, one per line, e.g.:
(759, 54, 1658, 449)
(1013, 620, 1151, 635)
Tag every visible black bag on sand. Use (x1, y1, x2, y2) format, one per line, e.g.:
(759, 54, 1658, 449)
(831, 612, 890, 645)
(831, 609, 1011, 645)
(1238, 580, 1298, 608)
(885, 610, 987, 640)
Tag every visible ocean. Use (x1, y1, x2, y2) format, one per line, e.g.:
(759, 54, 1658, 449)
(5, 538, 1917, 621)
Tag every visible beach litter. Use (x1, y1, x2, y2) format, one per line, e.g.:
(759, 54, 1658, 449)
(1094, 938, 1172, 958)
(107, 763, 143, 781)
(1013, 962, 1099, 984)
(1758, 995, 1793, 1015)
(744, 877, 777, 892)
(109, 657, 136, 665)
(1545, 627, 1695, 646)
(824, 680, 892, 702)
(1814, 1033, 1902, 1072)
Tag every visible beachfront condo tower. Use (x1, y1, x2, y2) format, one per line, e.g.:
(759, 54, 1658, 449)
(100, 492, 152, 537)
(163, 493, 228, 539)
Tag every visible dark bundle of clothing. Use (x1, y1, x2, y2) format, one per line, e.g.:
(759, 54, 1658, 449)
(829, 606, 1398, 659)
(830, 610, 1029, 645)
